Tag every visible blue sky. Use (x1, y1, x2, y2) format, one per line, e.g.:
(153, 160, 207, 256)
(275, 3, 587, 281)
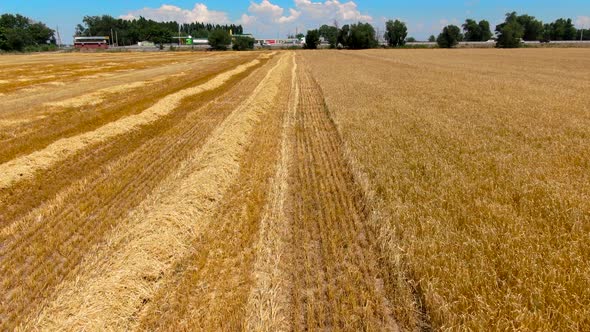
(1, 1, 589, 43)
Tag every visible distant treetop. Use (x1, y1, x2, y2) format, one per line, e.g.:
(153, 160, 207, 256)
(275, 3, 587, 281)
(76, 15, 243, 46)
(0, 13, 55, 52)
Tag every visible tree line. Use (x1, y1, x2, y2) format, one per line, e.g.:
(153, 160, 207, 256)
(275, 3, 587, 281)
(305, 22, 378, 49)
(437, 12, 585, 48)
(76, 15, 244, 46)
(1, 11, 588, 52)
(207, 29, 255, 51)
(0, 14, 55, 52)
(305, 12, 588, 49)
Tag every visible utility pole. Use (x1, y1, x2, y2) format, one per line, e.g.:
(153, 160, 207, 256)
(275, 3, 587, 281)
(55, 26, 62, 48)
(178, 22, 181, 46)
(115, 31, 118, 47)
(110, 28, 114, 46)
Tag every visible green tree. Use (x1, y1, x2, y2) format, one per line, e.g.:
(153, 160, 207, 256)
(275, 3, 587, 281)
(208, 29, 231, 50)
(3, 29, 26, 51)
(437, 25, 462, 48)
(318, 24, 339, 48)
(0, 13, 54, 51)
(496, 24, 524, 48)
(76, 15, 242, 46)
(546, 18, 577, 40)
(516, 14, 543, 40)
(463, 19, 481, 41)
(479, 20, 493, 40)
(463, 19, 492, 41)
(428, 35, 436, 42)
(348, 22, 378, 49)
(232, 36, 255, 51)
(540, 23, 552, 42)
(406, 36, 416, 42)
(305, 29, 320, 49)
(0, 26, 6, 50)
(495, 12, 525, 48)
(148, 25, 171, 47)
(384, 19, 408, 47)
(337, 24, 350, 47)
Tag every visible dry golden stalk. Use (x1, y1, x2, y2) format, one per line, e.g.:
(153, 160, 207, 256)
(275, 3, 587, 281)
(0, 53, 271, 330)
(244, 52, 300, 332)
(302, 49, 590, 331)
(0, 56, 264, 189)
(24, 53, 289, 331)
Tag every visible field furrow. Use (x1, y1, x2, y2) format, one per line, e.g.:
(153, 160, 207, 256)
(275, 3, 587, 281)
(0, 54, 247, 164)
(0, 55, 265, 189)
(0, 54, 276, 330)
(301, 49, 590, 331)
(0, 53, 211, 94)
(0, 53, 220, 120)
(0, 57, 266, 227)
(137, 53, 293, 332)
(23, 52, 289, 331)
(288, 62, 399, 331)
(244, 53, 299, 332)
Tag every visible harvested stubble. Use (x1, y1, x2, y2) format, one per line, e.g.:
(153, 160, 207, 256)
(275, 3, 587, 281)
(26, 52, 290, 331)
(0, 53, 273, 330)
(0, 53, 258, 166)
(0, 54, 264, 231)
(288, 61, 398, 331)
(137, 53, 292, 331)
(0, 52, 205, 94)
(2, 48, 587, 332)
(301, 49, 590, 331)
(244, 52, 300, 332)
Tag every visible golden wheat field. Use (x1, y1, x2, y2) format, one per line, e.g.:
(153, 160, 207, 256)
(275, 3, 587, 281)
(0, 49, 588, 331)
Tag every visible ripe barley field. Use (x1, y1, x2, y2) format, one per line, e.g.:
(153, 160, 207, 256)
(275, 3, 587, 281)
(0, 49, 588, 331)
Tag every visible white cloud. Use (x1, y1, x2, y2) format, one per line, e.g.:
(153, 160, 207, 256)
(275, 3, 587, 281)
(293, 0, 372, 22)
(249, 0, 284, 18)
(245, 0, 302, 24)
(278, 9, 302, 23)
(576, 16, 590, 28)
(120, 3, 229, 24)
(239, 14, 257, 26)
(241, 0, 372, 36)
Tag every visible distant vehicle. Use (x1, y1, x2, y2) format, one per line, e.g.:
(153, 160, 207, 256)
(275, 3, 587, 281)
(74, 36, 109, 49)
(137, 41, 155, 47)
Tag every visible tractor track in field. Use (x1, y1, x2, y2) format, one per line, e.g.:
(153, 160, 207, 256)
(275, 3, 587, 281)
(244, 52, 300, 332)
(0, 53, 217, 97)
(136, 53, 293, 332)
(0, 54, 248, 164)
(0, 54, 277, 330)
(0, 56, 266, 227)
(288, 61, 399, 331)
(1, 51, 403, 330)
(0, 55, 265, 188)
(25, 52, 291, 332)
